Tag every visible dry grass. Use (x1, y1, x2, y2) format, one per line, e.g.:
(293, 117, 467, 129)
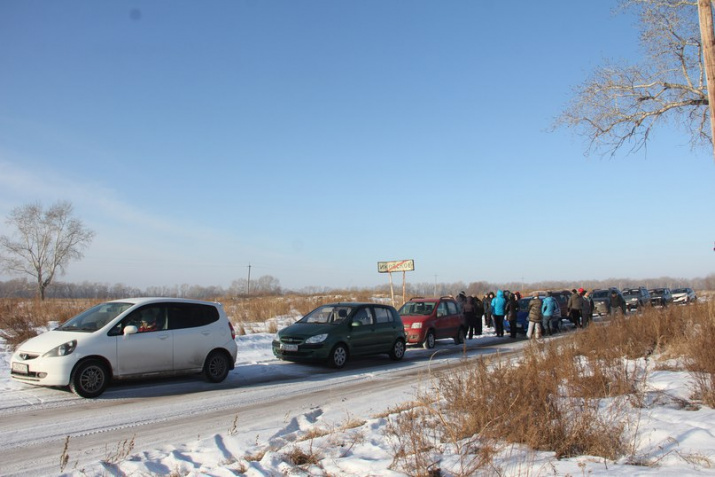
(0, 298, 100, 350)
(386, 302, 715, 476)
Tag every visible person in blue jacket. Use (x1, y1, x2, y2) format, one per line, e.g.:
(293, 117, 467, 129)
(491, 290, 507, 337)
(541, 292, 559, 336)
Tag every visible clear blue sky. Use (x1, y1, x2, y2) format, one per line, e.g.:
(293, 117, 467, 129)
(1, 1, 714, 291)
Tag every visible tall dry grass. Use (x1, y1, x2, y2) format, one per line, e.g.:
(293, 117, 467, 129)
(386, 302, 715, 476)
(0, 298, 101, 349)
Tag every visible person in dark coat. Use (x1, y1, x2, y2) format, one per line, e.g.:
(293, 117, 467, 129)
(483, 293, 493, 328)
(463, 295, 479, 339)
(505, 293, 519, 339)
(567, 289, 584, 328)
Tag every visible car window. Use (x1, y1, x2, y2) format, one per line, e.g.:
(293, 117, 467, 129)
(166, 303, 219, 330)
(436, 302, 448, 317)
(446, 301, 458, 315)
(300, 305, 352, 324)
(374, 307, 392, 324)
(398, 301, 433, 316)
(110, 304, 167, 335)
(353, 307, 374, 325)
(58, 302, 133, 332)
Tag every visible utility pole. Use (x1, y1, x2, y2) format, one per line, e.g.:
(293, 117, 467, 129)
(247, 263, 251, 297)
(698, 0, 715, 160)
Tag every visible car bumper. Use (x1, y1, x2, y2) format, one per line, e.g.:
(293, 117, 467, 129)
(272, 342, 330, 363)
(10, 353, 78, 387)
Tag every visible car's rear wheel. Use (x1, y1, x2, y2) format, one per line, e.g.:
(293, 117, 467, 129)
(454, 327, 465, 345)
(328, 344, 348, 368)
(389, 339, 406, 361)
(422, 330, 436, 349)
(203, 350, 231, 383)
(70, 359, 109, 398)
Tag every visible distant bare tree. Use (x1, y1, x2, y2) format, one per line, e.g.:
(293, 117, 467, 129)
(555, 0, 714, 157)
(0, 201, 95, 300)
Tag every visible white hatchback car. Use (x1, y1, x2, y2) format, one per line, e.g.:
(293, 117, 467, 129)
(10, 297, 238, 398)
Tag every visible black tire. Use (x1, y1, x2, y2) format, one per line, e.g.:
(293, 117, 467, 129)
(454, 327, 465, 345)
(70, 359, 109, 398)
(422, 330, 436, 350)
(328, 344, 348, 369)
(203, 351, 231, 383)
(389, 339, 406, 361)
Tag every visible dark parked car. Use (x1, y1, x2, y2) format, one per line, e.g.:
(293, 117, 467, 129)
(672, 287, 697, 305)
(273, 303, 406, 368)
(591, 288, 626, 315)
(622, 287, 651, 311)
(398, 296, 466, 349)
(649, 288, 673, 307)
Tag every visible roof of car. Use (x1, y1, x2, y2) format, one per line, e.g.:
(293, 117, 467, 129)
(407, 296, 455, 302)
(107, 297, 222, 306)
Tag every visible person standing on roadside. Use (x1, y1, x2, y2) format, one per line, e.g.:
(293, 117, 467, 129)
(567, 288, 584, 328)
(463, 295, 478, 339)
(581, 289, 593, 327)
(491, 290, 507, 337)
(483, 292, 493, 329)
(527, 294, 543, 339)
(541, 292, 559, 336)
(505, 292, 519, 339)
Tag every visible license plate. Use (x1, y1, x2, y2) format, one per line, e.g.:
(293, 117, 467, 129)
(11, 362, 29, 374)
(280, 344, 298, 352)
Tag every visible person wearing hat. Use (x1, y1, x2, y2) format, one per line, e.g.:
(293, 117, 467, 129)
(541, 291, 559, 336)
(567, 288, 584, 328)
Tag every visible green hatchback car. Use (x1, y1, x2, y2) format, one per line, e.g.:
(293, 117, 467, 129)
(272, 302, 407, 368)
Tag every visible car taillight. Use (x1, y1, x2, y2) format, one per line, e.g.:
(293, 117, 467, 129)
(229, 321, 236, 340)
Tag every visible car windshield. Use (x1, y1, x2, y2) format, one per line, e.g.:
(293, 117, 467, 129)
(56, 302, 134, 332)
(622, 290, 639, 297)
(397, 301, 435, 316)
(299, 305, 354, 324)
(650, 289, 666, 295)
(592, 290, 609, 299)
(672, 288, 687, 293)
(518, 298, 531, 311)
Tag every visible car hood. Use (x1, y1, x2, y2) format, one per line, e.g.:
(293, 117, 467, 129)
(15, 330, 94, 354)
(278, 322, 344, 339)
(399, 314, 427, 325)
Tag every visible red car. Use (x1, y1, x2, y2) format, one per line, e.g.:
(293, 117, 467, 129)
(397, 296, 466, 349)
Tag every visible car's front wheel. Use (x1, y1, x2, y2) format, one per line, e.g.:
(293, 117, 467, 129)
(328, 344, 348, 368)
(70, 359, 109, 398)
(389, 339, 406, 361)
(203, 350, 231, 383)
(422, 330, 436, 349)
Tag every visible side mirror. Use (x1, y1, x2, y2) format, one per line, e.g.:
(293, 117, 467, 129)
(123, 325, 138, 336)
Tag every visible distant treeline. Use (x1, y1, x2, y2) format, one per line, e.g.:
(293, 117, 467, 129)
(1, 274, 714, 300)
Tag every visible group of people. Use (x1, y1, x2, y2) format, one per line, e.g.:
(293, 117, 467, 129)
(457, 287, 598, 341)
(457, 290, 523, 340)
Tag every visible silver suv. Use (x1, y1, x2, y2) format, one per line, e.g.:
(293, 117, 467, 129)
(10, 298, 238, 398)
(621, 287, 651, 311)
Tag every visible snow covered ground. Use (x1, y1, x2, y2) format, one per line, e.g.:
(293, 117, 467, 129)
(2, 318, 715, 476)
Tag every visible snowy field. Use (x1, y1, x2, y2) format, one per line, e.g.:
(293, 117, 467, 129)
(2, 317, 715, 476)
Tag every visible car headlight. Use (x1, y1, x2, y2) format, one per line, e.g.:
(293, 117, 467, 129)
(43, 340, 77, 357)
(411, 322, 423, 329)
(305, 334, 328, 344)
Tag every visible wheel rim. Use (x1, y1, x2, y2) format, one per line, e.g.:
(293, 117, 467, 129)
(208, 355, 227, 379)
(394, 341, 405, 358)
(427, 332, 435, 348)
(333, 346, 347, 367)
(80, 365, 105, 393)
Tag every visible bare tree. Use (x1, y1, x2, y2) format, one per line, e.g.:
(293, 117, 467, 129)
(0, 201, 95, 300)
(555, 0, 714, 157)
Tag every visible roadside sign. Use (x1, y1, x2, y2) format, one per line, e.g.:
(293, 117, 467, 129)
(377, 260, 414, 273)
